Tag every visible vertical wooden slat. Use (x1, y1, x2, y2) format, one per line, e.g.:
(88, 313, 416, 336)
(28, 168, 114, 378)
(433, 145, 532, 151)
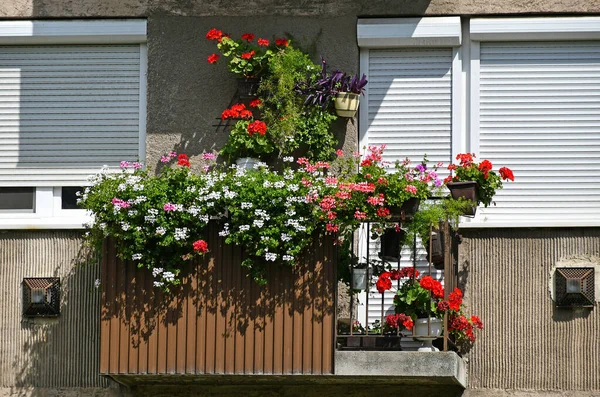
(321, 236, 334, 374)
(118, 255, 129, 374)
(108, 243, 120, 374)
(137, 265, 148, 374)
(224, 240, 236, 374)
(263, 264, 275, 374)
(146, 264, 158, 374)
(196, 249, 208, 374)
(176, 277, 188, 373)
(283, 265, 294, 374)
(156, 288, 168, 373)
(127, 261, 138, 374)
(254, 280, 264, 374)
(166, 294, 178, 372)
(99, 243, 110, 374)
(302, 243, 314, 374)
(243, 267, 255, 374)
(214, 227, 226, 374)
(272, 263, 283, 374)
(312, 239, 323, 375)
(185, 260, 197, 373)
(292, 260, 303, 374)
(233, 246, 245, 374)
(204, 226, 217, 374)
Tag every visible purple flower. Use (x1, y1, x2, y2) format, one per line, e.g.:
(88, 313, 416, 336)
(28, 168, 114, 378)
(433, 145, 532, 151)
(415, 164, 426, 173)
(435, 178, 443, 187)
(429, 171, 438, 179)
(203, 165, 210, 172)
(120, 161, 130, 168)
(202, 153, 216, 161)
(163, 203, 176, 212)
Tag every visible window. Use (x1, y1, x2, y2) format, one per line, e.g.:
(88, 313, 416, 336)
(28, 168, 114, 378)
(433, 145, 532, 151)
(0, 20, 147, 228)
(359, 16, 600, 227)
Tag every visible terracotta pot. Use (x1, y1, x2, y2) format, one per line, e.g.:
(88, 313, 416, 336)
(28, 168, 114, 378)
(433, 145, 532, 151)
(334, 92, 360, 117)
(236, 77, 260, 98)
(447, 181, 478, 215)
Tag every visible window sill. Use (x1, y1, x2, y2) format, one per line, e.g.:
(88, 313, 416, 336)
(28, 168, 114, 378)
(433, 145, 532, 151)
(0, 215, 90, 230)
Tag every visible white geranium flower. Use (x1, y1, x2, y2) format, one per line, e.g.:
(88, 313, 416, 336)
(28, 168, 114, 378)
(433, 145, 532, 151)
(131, 253, 142, 260)
(155, 227, 166, 235)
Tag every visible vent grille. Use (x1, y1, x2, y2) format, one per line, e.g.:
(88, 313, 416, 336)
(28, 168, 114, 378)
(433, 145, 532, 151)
(554, 268, 595, 308)
(22, 277, 60, 316)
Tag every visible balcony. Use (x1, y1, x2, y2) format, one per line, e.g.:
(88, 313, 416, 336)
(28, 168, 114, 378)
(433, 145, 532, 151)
(100, 222, 465, 388)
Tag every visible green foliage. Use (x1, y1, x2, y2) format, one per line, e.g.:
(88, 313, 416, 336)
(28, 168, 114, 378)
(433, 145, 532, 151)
(217, 37, 274, 78)
(258, 47, 338, 160)
(394, 280, 441, 319)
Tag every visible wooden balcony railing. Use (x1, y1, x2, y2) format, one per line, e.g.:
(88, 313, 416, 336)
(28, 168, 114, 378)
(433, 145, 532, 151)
(100, 223, 336, 380)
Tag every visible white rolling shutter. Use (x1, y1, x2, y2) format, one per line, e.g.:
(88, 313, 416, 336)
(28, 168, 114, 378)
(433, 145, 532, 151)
(477, 41, 600, 224)
(0, 45, 143, 187)
(364, 48, 453, 167)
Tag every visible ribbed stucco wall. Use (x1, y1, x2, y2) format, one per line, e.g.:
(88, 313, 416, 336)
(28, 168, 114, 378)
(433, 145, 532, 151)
(0, 231, 110, 388)
(461, 228, 600, 391)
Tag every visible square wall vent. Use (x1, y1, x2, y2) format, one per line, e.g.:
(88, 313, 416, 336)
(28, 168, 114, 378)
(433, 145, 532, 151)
(22, 278, 60, 317)
(554, 268, 595, 308)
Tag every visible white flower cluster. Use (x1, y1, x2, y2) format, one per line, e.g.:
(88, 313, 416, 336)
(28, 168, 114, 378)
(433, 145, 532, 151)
(145, 215, 156, 223)
(156, 227, 166, 235)
(265, 252, 277, 261)
(281, 233, 292, 242)
(128, 210, 138, 217)
(132, 253, 142, 260)
(274, 181, 285, 189)
(241, 202, 253, 209)
(286, 219, 306, 232)
(282, 255, 294, 261)
(152, 267, 163, 277)
(254, 209, 270, 221)
(219, 223, 230, 237)
(174, 227, 189, 241)
(239, 225, 250, 232)
(283, 156, 294, 162)
(121, 222, 130, 231)
(253, 219, 264, 228)
(133, 196, 147, 204)
(162, 271, 175, 282)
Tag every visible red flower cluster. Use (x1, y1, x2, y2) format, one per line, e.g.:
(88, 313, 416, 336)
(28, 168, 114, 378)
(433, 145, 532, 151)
(241, 33, 255, 42)
(449, 315, 476, 342)
(221, 103, 253, 120)
(499, 166, 514, 181)
(177, 154, 190, 167)
(456, 152, 475, 166)
(385, 313, 414, 331)
(241, 50, 255, 60)
(193, 239, 208, 253)
(478, 159, 493, 178)
(249, 98, 262, 108)
(247, 120, 267, 136)
(376, 207, 390, 218)
(275, 38, 289, 47)
(206, 28, 223, 41)
(257, 38, 269, 46)
(419, 275, 444, 299)
(448, 287, 463, 311)
(376, 267, 420, 294)
(207, 53, 219, 64)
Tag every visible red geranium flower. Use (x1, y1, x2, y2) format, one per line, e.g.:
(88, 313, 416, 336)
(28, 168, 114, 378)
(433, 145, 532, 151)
(448, 287, 463, 311)
(239, 109, 253, 119)
(206, 28, 223, 41)
(207, 53, 219, 64)
(499, 167, 514, 181)
(275, 38, 289, 47)
(247, 120, 267, 136)
(447, 164, 457, 171)
(471, 315, 484, 329)
(249, 98, 262, 108)
(241, 33, 255, 42)
(241, 50, 255, 60)
(193, 239, 208, 253)
(478, 159, 492, 173)
(376, 275, 392, 294)
(231, 103, 246, 112)
(257, 38, 269, 46)
(177, 154, 190, 167)
(376, 207, 390, 218)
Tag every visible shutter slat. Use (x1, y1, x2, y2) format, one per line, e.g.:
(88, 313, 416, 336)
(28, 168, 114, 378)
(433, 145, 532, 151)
(0, 44, 141, 186)
(478, 41, 600, 223)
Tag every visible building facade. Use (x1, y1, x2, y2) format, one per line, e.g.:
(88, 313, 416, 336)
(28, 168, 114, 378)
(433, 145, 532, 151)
(0, 1, 599, 396)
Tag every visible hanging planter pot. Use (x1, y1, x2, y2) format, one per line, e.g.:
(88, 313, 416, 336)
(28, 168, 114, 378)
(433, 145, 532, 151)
(447, 181, 478, 215)
(379, 228, 405, 262)
(334, 92, 360, 117)
(236, 77, 260, 98)
(351, 267, 368, 291)
(235, 157, 260, 170)
(389, 198, 421, 221)
(426, 229, 445, 270)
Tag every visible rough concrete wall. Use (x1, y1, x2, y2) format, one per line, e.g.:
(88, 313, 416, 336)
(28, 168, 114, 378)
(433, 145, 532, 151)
(145, 15, 358, 169)
(0, 231, 121, 394)
(2, 0, 600, 18)
(459, 228, 600, 393)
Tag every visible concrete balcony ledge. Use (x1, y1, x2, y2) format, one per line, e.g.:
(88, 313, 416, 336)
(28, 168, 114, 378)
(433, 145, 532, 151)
(335, 351, 466, 388)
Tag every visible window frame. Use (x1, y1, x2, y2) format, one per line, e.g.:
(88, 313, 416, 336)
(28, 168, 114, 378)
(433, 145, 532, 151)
(0, 20, 147, 229)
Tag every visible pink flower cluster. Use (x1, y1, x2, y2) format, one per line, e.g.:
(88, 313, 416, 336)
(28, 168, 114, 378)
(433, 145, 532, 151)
(160, 151, 178, 163)
(111, 198, 130, 208)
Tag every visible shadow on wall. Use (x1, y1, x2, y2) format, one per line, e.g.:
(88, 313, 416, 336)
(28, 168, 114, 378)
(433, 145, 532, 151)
(9, 237, 110, 394)
(100, 222, 336, 373)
